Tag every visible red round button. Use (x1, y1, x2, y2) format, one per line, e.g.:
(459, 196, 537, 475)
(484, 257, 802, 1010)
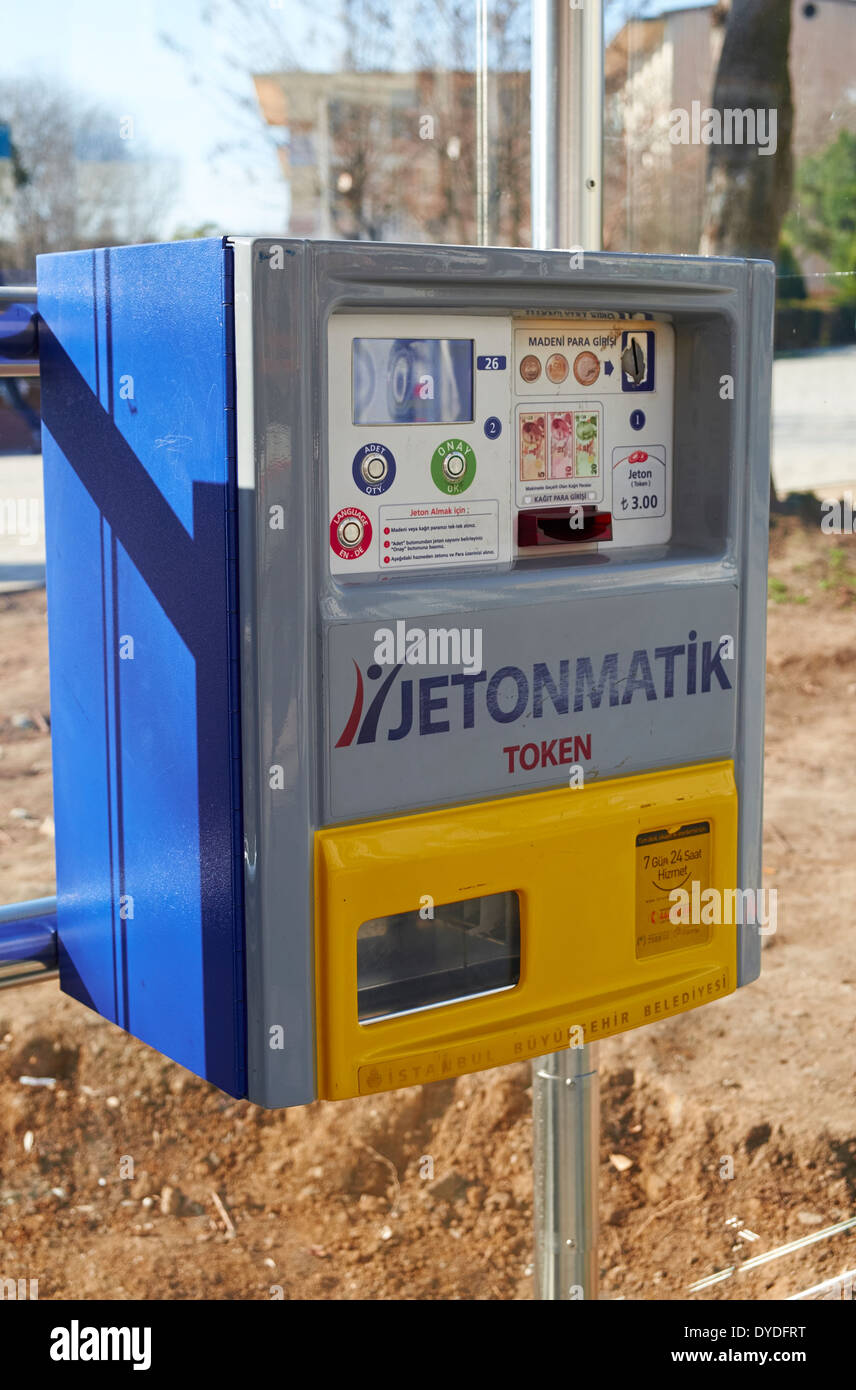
(330, 506, 372, 560)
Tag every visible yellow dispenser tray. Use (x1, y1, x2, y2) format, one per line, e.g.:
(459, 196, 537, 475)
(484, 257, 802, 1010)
(315, 761, 738, 1099)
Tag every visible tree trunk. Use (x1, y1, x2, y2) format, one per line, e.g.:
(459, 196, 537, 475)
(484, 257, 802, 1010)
(700, 0, 793, 512)
(701, 0, 794, 261)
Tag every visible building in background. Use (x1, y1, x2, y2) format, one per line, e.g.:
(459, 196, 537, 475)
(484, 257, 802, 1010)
(255, 1, 855, 260)
(253, 67, 530, 246)
(606, 0, 856, 257)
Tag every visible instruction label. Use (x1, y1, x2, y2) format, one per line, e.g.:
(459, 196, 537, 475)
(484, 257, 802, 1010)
(378, 501, 499, 568)
(635, 821, 711, 958)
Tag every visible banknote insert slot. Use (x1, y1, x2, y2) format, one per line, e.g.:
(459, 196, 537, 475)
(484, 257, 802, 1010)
(357, 891, 521, 1023)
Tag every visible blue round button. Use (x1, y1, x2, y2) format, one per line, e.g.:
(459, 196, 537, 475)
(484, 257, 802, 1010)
(484, 416, 502, 439)
(352, 442, 396, 495)
(630, 409, 646, 431)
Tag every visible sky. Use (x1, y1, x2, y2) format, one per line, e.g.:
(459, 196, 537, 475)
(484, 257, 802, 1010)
(0, 0, 715, 238)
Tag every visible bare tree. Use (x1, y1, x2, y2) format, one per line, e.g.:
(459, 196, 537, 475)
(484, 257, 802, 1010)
(0, 80, 176, 273)
(412, 0, 530, 246)
(329, 0, 414, 240)
(162, 0, 298, 192)
(164, 0, 530, 246)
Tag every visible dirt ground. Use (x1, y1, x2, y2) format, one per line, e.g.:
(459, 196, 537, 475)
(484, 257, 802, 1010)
(0, 519, 854, 1301)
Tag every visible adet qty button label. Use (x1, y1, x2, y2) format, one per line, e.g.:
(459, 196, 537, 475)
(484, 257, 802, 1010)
(352, 442, 396, 496)
(330, 506, 372, 560)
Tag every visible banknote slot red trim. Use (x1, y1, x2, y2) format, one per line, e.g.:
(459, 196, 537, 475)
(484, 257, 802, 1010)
(517, 507, 613, 547)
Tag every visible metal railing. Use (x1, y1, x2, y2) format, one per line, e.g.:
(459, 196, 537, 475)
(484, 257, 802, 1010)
(0, 896, 58, 989)
(0, 285, 47, 980)
(0, 285, 39, 377)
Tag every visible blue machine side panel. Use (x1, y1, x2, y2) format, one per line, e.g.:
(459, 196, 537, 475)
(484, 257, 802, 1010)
(37, 238, 246, 1097)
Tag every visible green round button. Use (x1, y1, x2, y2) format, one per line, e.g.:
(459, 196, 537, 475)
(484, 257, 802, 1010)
(430, 438, 477, 495)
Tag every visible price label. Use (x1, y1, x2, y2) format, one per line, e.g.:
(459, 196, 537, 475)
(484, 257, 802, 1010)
(612, 445, 666, 519)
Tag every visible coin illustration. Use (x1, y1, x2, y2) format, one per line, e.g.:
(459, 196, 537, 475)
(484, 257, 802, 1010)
(519, 354, 542, 383)
(546, 352, 569, 384)
(573, 350, 600, 386)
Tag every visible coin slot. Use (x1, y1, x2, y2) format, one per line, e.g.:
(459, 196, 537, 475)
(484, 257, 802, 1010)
(621, 336, 646, 384)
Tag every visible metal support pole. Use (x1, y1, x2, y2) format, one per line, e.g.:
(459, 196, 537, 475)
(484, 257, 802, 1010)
(475, 0, 490, 246)
(530, 1, 603, 252)
(529, 0, 604, 1301)
(533, 1047, 599, 1297)
(530, 0, 559, 251)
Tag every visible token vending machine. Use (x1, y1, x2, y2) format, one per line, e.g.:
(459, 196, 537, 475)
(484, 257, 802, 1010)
(37, 239, 774, 1105)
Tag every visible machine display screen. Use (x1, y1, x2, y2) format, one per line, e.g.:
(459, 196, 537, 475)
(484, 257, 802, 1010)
(352, 337, 473, 425)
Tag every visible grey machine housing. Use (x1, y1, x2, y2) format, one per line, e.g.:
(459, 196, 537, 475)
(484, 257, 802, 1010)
(232, 239, 773, 1109)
